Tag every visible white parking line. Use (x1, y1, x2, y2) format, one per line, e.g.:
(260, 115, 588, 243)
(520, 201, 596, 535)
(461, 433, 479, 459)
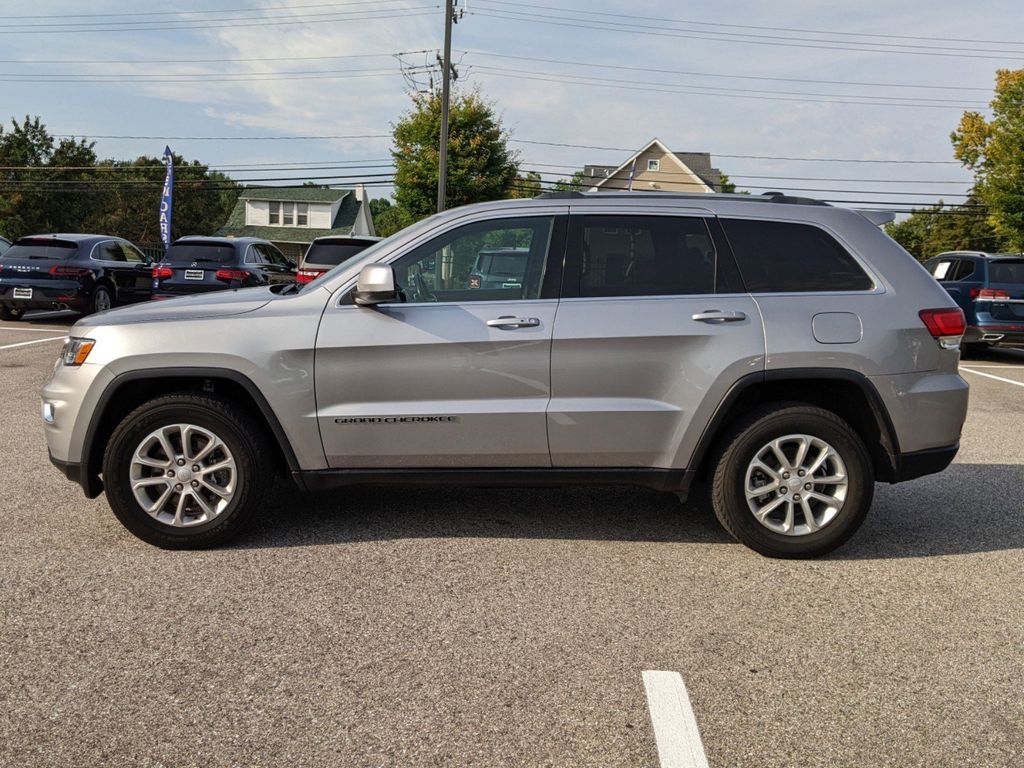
(960, 367, 1024, 388)
(0, 336, 66, 350)
(958, 364, 1024, 369)
(642, 671, 710, 768)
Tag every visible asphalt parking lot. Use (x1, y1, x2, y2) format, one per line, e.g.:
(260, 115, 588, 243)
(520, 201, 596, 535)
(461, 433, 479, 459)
(1, 311, 1022, 768)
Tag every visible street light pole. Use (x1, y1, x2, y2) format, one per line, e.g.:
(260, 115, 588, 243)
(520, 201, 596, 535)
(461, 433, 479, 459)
(436, 0, 454, 213)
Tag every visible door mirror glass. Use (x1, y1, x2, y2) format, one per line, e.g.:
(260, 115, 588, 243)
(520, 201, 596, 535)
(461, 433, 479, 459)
(354, 264, 397, 306)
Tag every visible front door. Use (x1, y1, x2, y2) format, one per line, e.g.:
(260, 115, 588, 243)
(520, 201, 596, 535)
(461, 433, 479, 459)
(315, 212, 567, 468)
(548, 209, 766, 469)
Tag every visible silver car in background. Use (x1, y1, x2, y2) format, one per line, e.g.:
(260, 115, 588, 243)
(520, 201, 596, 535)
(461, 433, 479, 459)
(42, 191, 969, 557)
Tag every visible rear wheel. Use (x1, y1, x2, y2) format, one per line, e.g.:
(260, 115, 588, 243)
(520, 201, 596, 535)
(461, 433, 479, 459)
(102, 393, 274, 548)
(710, 403, 873, 558)
(0, 305, 25, 321)
(90, 285, 113, 314)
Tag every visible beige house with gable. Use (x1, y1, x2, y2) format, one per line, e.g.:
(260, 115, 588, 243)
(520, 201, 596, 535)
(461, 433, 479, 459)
(583, 138, 725, 193)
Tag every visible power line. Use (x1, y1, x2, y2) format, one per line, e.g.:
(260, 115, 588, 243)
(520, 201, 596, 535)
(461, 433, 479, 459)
(475, 0, 1024, 48)
(0, 69, 414, 85)
(469, 8, 1024, 61)
(0, 50, 428, 66)
(509, 139, 964, 165)
(471, 66, 986, 109)
(7, 1, 413, 20)
(52, 133, 391, 141)
(0, 6, 437, 34)
(458, 50, 991, 93)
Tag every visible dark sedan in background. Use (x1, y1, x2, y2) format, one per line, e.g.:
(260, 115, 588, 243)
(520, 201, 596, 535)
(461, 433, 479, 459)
(0, 234, 153, 320)
(152, 236, 296, 298)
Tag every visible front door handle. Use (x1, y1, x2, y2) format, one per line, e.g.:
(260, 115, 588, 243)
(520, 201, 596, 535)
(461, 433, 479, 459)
(486, 316, 541, 329)
(691, 310, 747, 323)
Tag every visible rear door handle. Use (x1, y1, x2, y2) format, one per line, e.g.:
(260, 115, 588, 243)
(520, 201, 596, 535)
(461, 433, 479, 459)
(691, 310, 747, 323)
(486, 316, 541, 329)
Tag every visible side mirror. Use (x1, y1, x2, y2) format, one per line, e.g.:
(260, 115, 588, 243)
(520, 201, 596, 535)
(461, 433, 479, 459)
(353, 264, 397, 306)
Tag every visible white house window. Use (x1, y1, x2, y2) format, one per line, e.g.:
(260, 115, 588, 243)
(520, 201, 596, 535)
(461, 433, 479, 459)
(647, 159, 660, 172)
(267, 201, 312, 227)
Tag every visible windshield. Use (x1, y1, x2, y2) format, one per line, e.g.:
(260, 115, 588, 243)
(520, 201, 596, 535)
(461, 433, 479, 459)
(163, 243, 236, 264)
(303, 242, 374, 268)
(4, 239, 78, 260)
(989, 260, 1024, 284)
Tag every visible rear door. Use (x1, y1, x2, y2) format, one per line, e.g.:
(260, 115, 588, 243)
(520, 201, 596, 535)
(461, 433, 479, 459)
(258, 243, 297, 284)
(117, 241, 153, 302)
(315, 210, 567, 468)
(548, 207, 765, 469)
(93, 240, 139, 301)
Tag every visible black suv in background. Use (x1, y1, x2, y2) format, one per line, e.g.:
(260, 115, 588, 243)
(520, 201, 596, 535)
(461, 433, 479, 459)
(152, 237, 296, 298)
(296, 235, 381, 284)
(0, 234, 153, 320)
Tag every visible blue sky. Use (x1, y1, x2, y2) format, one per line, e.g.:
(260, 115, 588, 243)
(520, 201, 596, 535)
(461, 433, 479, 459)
(2, 0, 1023, 208)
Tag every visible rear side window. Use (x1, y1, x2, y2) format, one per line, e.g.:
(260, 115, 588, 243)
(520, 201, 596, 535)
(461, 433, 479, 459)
(989, 260, 1024, 284)
(573, 215, 718, 298)
(164, 243, 237, 264)
(721, 219, 873, 293)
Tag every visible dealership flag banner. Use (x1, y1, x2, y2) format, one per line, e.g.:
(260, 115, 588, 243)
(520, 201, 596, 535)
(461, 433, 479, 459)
(159, 146, 174, 249)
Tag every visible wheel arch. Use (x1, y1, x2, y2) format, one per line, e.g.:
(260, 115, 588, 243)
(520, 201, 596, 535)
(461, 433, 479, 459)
(80, 367, 300, 498)
(690, 368, 900, 484)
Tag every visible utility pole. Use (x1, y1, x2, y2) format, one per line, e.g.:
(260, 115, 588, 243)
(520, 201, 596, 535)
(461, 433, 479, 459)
(436, 0, 455, 213)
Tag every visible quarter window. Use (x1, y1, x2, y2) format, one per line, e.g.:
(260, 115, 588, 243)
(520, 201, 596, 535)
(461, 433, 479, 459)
(721, 219, 873, 293)
(574, 215, 718, 298)
(388, 217, 556, 303)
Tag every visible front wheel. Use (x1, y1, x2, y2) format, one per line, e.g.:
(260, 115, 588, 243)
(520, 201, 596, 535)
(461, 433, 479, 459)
(710, 404, 874, 558)
(102, 393, 274, 548)
(0, 305, 25, 321)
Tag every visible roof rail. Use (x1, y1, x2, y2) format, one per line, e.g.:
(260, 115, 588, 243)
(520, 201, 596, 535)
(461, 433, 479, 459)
(533, 189, 830, 206)
(535, 191, 585, 199)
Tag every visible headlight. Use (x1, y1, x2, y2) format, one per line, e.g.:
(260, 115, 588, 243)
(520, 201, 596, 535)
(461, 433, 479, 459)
(61, 337, 95, 366)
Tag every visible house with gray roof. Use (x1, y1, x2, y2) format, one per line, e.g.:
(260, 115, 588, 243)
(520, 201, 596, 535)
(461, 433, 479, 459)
(217, 184, 375, 260)
(582, 138, 725, 193)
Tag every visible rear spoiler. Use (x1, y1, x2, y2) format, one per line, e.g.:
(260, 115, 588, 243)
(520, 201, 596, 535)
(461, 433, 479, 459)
(856, 209, 896, 226)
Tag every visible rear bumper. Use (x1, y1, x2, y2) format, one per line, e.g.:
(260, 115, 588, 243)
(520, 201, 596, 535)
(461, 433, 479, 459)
(965, 324, 1024, 346)
(893, 443, 959, 482)
(0, 283, 87, 310)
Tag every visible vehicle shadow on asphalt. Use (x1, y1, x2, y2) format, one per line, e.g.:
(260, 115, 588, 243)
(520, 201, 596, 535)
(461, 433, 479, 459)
(240, 484, 733, 549)
(236, 463, 1022, 558)
(832, 463, 1023, 560)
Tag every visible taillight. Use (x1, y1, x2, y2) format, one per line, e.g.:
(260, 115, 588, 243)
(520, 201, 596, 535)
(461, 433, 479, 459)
(49, 265, 91, 277)
(970, 287, 1011, 300)
(152, 265, 173, 279)
(215, 269, 250, 282)
(296, 269, 322, 284)
(919, 307, 966, 349)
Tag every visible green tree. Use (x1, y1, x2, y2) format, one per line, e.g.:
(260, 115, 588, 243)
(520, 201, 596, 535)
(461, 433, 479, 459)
(391, 90, 518, 220)
(509, 170, 542, 198)
(885, 197, 1004, 261)
(951, 68, 1024, 249)
(718, 173, 737, 194)
(552, 170, 586, 191)
(369, 197, 410, 238)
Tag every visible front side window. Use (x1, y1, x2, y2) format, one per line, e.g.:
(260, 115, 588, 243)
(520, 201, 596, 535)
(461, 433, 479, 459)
(120, 243, 145, 263)
(721, 219, 873, 293)
(269, 201, 280, 225)
(97, 242, 126, 262)
(388, 216, 556, 303)
(573, 215, 717, 298)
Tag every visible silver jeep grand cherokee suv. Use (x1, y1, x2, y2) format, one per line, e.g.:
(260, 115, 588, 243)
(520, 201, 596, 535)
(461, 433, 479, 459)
(42, 192, 969, 557)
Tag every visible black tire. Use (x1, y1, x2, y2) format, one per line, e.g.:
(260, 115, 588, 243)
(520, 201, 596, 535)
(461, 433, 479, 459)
(89, 285, 113, 315)
(709, 403, 874, 559)
(0, 305, 25, 321)
(102, 392, 274, 549)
